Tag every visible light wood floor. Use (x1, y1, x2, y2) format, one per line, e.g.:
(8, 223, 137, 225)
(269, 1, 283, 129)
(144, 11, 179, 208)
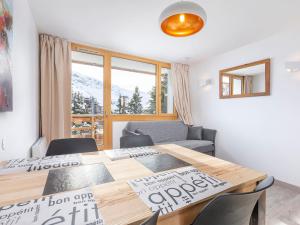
(266, 180, 300, 225)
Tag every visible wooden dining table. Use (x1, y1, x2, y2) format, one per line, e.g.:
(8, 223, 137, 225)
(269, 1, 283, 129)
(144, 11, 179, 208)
(0, 144, 267, 225)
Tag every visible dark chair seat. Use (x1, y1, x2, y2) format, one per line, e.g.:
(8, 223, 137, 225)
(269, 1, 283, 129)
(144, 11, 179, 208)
(120, 135, 154, 149)
(192, 176, 274, 225)
(46, 138, 98, 156)
(140, 211, 160, 225)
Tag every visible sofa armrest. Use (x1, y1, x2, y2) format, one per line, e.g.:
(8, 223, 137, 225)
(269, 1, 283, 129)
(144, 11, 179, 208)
(202, 128, 217, 143)
(122, 128, 139, 137)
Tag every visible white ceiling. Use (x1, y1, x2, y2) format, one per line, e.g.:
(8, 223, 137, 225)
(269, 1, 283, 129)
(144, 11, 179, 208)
(28, 0, 300, 64)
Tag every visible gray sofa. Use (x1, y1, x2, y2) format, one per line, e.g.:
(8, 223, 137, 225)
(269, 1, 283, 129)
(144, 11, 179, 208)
(122, 120, 217, 156)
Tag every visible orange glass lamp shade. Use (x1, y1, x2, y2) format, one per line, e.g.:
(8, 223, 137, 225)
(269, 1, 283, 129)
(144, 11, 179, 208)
(159, 1, 207, 37)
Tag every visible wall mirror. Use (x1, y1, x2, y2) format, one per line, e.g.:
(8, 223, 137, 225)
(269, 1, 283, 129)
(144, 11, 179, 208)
(219, 59, 270, 99)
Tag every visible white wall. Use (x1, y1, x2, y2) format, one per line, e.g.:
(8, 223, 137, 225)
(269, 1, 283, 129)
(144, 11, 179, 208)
(190, 29, 300, 187)
(113, 121, 128, 149)
(0, 0, 39, 160)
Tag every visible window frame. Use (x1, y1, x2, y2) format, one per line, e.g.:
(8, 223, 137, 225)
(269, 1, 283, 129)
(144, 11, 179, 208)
(71, 43, 177, 149)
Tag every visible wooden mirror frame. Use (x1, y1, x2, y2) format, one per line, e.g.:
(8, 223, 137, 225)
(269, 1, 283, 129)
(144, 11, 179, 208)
(219, 59, 271, 99)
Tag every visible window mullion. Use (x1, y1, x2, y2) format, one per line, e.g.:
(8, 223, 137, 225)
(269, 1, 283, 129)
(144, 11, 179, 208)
(103, 52, 112, 148)
(156, 64, 161, 116)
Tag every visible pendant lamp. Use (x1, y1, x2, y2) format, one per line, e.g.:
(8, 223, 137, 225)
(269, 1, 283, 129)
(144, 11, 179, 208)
(159, 1, 207, 37)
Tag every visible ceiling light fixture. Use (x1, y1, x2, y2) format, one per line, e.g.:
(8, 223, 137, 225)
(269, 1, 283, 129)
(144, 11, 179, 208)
(159, 1, 207, 37)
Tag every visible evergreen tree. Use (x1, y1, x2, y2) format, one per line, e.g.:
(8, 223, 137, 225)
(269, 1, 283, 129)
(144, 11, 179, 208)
(161, 73, 168, 113)
(72, 91, 87, 114)
(145, 73, 169, 114)
(128, 86, 143, 114)
(145, 86, 156, 114)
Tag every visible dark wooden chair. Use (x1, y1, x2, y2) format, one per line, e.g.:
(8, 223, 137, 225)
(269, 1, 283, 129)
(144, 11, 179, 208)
(46, 138, 98, 156)
(192, 176, 274, 225)
(140, 211, 160, 225)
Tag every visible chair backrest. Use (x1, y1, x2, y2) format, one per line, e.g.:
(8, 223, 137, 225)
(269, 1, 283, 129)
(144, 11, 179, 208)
(192, 176, 274, 225)
(255, 176, 274, 191)
(46, 138, 98, 156)
(120, 135, 154, 148)
(140, 211, 160, 225)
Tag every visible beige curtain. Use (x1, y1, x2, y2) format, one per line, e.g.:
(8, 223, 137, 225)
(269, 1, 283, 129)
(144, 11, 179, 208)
(40, 34, 72, 143)
(171, 63, 193, 125)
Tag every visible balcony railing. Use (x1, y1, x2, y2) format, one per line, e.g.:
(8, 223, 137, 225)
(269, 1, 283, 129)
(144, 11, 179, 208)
(71, 114, 104, 146)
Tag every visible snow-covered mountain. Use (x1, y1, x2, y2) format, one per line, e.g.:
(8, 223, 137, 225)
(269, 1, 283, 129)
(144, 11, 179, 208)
(72, 73, 151, 111)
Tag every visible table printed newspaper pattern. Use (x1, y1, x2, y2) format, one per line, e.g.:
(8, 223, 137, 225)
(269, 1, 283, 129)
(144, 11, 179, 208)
(0, 187, 104, 225)
(0, 154, 82, 175)
(128, 166, 232, 215)
(104, 147, 159, 161)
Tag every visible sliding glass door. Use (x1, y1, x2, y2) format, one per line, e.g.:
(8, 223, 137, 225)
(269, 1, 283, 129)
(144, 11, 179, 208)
(71, 51, 105, 148)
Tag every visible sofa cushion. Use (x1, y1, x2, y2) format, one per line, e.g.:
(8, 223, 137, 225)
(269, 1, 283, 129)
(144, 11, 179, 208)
(158, 140, 214, 153)
(187, 126, 203, 140)
(126, 121, 188, 143)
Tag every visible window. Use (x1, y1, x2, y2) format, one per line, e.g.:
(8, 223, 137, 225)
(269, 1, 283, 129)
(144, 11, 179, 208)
(111, 57, 157, 115)
(71, 51, 104, 146)
(161, 68, 174, 114)
(71, 43, 177, 149)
